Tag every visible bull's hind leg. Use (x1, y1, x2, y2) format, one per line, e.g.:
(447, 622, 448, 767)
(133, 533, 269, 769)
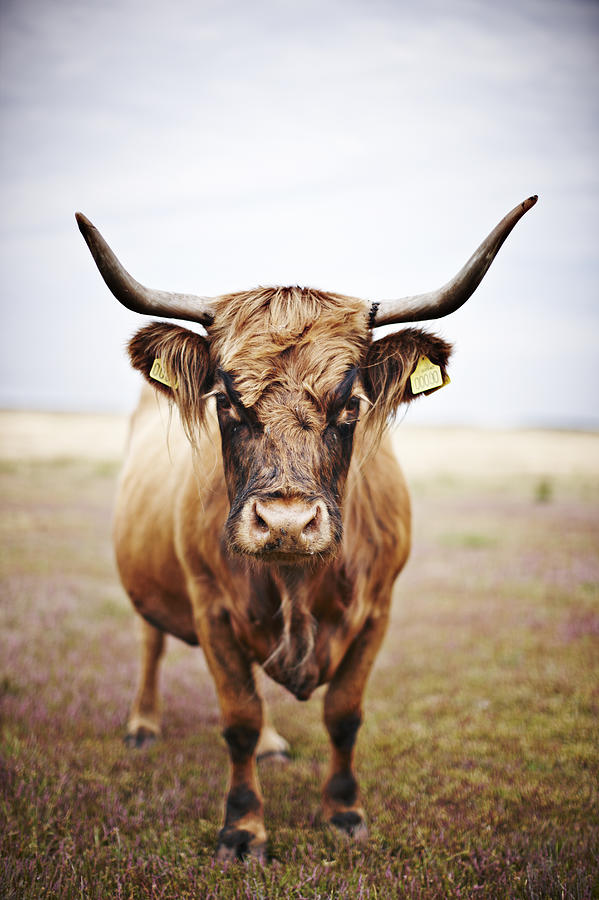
(253, 665, 290, 763)
(256, 713, 290, 762)
(321, 609, 389, 841)
(125, 618, 166, 747)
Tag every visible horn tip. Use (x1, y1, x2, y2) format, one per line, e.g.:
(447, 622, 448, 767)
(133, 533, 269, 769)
(523, 195, 538, 210)
(75, 211, 93, 232)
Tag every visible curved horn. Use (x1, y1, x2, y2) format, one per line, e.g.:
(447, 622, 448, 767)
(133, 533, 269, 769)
(371, 195, 538, 326)
(75, 213, 217, 325)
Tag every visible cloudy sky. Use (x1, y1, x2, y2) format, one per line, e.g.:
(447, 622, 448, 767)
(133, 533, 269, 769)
(1, 0, 597, 426)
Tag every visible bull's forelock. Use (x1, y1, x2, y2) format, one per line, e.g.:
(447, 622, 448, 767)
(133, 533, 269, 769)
(208, 286, 370, 410)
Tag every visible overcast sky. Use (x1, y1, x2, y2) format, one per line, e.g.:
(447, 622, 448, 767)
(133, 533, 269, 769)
(1, 0, 597, 427)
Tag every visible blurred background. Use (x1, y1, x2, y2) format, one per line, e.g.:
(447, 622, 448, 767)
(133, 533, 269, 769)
(1, 0, 597, 428)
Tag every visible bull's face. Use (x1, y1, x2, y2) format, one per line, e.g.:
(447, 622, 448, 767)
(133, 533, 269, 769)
(128, 287, 451, 565)
(214, 359, 362, 563)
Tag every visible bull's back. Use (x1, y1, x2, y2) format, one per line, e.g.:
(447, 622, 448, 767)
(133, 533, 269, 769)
(113, 386, 223, 644)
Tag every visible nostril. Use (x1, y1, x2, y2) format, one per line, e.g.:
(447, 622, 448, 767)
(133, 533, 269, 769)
(252, 501, 270, 535)
(302, 504, 321, 536)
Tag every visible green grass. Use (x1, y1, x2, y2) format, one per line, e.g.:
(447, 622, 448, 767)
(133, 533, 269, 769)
(1, 455, 598, 898)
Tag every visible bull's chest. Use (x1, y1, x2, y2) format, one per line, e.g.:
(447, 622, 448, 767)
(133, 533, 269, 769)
(230, 567, 363, 699)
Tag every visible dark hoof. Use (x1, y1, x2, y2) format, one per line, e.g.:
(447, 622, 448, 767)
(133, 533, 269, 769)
(257, 750, 290, 765)
(123, 727, 157, 749)
(216, 827, 266, 863)
(329, 810, 368, 843)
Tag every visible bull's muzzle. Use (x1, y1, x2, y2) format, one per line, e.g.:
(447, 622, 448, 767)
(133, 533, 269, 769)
(240, 496, 333, 559)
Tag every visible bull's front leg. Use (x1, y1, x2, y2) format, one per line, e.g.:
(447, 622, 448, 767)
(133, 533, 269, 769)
(194, 606, 266, 862)
(322, 608, 389, 841)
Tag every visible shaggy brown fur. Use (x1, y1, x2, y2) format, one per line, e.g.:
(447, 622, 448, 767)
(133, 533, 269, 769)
(118, 284, 451, 861)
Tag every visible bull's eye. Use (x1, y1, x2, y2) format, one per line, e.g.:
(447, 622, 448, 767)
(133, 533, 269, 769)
(215, 392, 232, 413)
(336, 396, 361, 426)
(215, 391, 246, 425)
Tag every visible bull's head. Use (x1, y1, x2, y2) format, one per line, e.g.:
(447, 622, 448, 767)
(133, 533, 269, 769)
(76, 197, 537, 565)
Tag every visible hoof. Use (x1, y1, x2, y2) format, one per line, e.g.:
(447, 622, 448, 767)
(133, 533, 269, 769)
(329, 810, 368, 843)
(124, 726, 158, 749)
(257, 749, 290, 765)
(216, 827, 266, 863)
(256, 727, 290, 761)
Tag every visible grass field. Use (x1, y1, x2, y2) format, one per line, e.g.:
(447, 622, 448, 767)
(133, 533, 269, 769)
(1, 413, 598, 898)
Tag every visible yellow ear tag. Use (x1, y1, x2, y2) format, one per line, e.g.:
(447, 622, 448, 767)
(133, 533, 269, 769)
(410, 356, 450, 395)
(149, 358, 178, 390)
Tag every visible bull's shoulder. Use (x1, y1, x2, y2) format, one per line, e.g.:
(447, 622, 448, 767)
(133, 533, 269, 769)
(122, 385, 222, 477)
(343, 433, 410, 580)
(114, 387, 225, 580)
(348, 431, 409, 519)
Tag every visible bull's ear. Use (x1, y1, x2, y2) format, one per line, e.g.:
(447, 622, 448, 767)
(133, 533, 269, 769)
(128, 322, 213, 430)
(361, 328, 452, 421)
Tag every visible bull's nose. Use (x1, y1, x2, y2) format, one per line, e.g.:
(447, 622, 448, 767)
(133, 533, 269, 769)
(249, 497, 330, 551)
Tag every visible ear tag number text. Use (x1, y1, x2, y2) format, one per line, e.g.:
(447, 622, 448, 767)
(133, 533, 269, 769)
(410, 356, 450, 395)
(150, 358, 178, 389)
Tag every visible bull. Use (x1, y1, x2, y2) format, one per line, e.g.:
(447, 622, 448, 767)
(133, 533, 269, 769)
(76, 195, 537, 861)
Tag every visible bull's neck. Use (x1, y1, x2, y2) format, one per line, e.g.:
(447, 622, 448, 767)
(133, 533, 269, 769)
(247, 564, 321, 701)
(270, 563, 316, 593)
(248, 563, 318, 617)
